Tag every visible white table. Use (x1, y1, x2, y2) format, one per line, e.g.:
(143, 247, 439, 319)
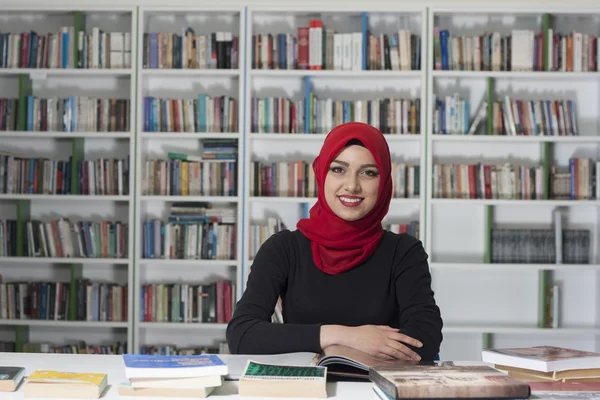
(2, 352, 597, 399)
(0, 352, 372, 399)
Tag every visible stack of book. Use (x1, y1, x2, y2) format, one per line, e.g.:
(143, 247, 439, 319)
(118, 354, 228, 398)
(22, 370, 108, 398)
(482, 345, 600, 392)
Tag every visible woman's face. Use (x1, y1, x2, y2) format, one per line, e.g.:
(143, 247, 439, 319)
(324, 145, 380, 222)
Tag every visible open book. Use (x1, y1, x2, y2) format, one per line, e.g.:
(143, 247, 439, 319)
(313, 345, 438, 381)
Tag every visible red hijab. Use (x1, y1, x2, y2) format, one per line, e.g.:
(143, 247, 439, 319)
(296, 122, 393, 275)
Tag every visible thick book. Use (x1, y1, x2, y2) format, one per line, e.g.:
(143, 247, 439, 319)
(122, 354, 228, 379)
(0, 366, 25, 392)
(23, 370, 107, 398)
(369, 364, 531, 399)
(238, 360, 327, 398)
(481, 346, 600, 373)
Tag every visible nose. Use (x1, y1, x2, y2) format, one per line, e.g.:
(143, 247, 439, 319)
(345, 174, 360, 193)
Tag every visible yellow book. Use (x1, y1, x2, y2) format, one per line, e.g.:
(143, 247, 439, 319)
(24, 370, 108, 398)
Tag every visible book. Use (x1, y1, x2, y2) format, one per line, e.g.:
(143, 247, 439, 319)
(369, 364, 531, 399)
(129, 374, 223, 388)
(482, 346, 600, 373)
(0, 366, 25, 392)
(494, 363, 600, 382)
(238, 360, 327, 398)
(23, 370, 107, 398)
(122, 354, 228, 379)
(313, 344, 436, 381)
(117, 381, 217, 398)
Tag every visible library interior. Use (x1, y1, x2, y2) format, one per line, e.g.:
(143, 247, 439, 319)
(1, 0, 600, 399)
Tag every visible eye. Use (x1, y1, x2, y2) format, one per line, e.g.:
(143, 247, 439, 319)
(329, 166, 344, 174)
(363, 169, 379, 177)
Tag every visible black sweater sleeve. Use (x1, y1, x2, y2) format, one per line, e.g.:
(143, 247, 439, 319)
(225, 231, 322, 354)
(394, 237, 443, 361)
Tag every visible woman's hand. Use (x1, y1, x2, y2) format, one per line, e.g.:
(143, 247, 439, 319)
(320, 324, 422, 361)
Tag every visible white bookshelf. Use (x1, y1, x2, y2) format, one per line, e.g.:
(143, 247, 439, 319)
(0, 5, 137, 354)
(133, 5, 245, 355)
(425, 5, 600, 361)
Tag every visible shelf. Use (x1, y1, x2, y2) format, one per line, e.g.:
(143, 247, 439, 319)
(0, 257, 131, 265)
(432, 70, 600, 79)
(429, 199, 599, 206)
(249, 133, 422, 141)
(0, 194, 131, 201)
(138, 322, 227, 330)
(141, 69, 240, 77)
(141, 195, 239, 203)
(0, 320, 128, 328)
(139, 259, 238, 267)
(0, 131, 131, 139)
(430, 263, 600, 271)
(141, 132, 240, 139)
(250, 69, 422, 78)
(443, 325, 600, 334)
(431, 134, 600, 143)
(0, 68, 133, 77)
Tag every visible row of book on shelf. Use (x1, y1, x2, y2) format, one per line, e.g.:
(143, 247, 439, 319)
(434, 28, 600, 72)
(250, 96, 421, 135)
(0, 28, 132, 70)
(3, 345, 600, 399)
(0, 278, 234, 324)
(0, 153, 130, 196)
(434, 94, 577, 137)
(0, 219, 129, 259)
(252, 18, 419, 71)
(432, 158, 598, 200)
(0, 340, 128, 354)
(0, 279, 127, 322)
(3, 24, 600, 73)
(142, 30, 238, 70)
(142, 202, 236, 260)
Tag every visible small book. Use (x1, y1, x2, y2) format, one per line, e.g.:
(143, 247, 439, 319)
(122, 354, 228, 379)
(0, 366, 25, 392)
(482, 346, 600, 373)
(238, 360, 327, 398)
(23, 370, 108, 398)
(369, 364, 531, 399)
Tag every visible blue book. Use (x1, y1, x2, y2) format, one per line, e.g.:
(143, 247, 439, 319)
(122, 354, 228, 379)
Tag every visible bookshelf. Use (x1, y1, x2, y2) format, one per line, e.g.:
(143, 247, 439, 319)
(133, 5, 244, 355)
(1, 2, 599, 360)
(0, 5, 136, 354)
(425, 5, 600, 360)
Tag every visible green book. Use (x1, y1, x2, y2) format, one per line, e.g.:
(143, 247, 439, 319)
(239, 360, 327, 398)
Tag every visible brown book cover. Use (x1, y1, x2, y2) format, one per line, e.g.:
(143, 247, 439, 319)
(369, 365, 531, 399)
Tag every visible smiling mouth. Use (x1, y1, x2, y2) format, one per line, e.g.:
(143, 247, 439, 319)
(337, 195, 364, 208)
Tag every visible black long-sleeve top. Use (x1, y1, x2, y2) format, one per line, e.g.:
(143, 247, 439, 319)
(226, 229, 443, 360)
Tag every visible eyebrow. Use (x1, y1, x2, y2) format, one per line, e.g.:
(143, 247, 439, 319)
(331, 159, 378, 169)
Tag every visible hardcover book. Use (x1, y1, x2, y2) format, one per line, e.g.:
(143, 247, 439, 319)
(122, 354, 228, 379)
(482, 346, 600, 372)
(369, 364, 531, 399)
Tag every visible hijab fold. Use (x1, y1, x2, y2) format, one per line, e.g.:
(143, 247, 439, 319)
(296, 122, 393, 275)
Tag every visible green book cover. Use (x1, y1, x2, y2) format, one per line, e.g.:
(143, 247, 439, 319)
(241, 360, 326, 380)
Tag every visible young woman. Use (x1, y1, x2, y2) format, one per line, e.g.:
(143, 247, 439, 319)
(226, 122, 443, 361)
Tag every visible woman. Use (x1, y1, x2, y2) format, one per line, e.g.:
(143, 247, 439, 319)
(226, 122, 443, 361)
